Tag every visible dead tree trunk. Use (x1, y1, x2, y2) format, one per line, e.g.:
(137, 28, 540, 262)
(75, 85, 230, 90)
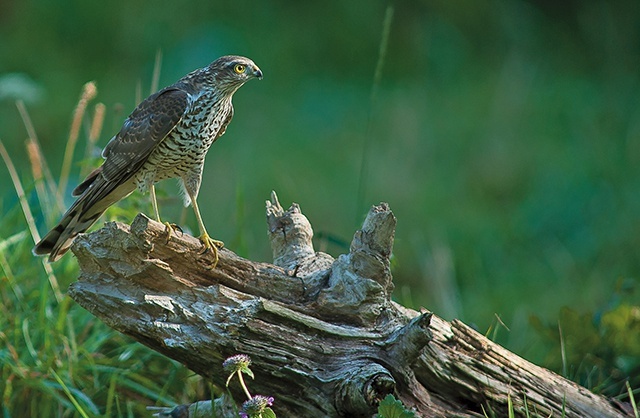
(68, 192, 628, 418)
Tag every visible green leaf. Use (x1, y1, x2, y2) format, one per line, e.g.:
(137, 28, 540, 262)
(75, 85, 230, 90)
(262, 407, 277, 418)
(377, 394, 415, 418)
(242, 366, 255, 380)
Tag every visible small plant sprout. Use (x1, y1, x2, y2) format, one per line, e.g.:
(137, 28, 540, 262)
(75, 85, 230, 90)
(223, 354, 276, 418)
(223, 354, 254, 397)
(240, 395, 275, 418)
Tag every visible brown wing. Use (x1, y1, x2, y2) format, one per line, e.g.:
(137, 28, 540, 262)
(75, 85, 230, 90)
(35, 87, 190, 260)
(100, 87, 189, 183)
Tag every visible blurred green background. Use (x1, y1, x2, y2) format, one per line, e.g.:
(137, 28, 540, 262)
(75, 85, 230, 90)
(1, 0, 640, 403)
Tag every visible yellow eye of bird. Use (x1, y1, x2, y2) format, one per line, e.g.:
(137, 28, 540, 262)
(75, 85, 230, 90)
(234, 64, 246, 74)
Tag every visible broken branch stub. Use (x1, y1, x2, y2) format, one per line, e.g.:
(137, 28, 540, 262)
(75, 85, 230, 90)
(265, 192, 401, 326)
(313, 202, 397, 325)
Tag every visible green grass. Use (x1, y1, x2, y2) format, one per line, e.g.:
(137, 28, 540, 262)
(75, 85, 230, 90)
(0, 86, 208, 417)
(0, 217, 207, 417)
(482, 393, 566, 418)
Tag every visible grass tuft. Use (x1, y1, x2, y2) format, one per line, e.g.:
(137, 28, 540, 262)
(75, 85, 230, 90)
(1, 78, 207, 417)
(0, 138, 63, 302)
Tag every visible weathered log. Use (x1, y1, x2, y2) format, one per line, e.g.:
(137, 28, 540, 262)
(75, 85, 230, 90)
(68, 192, 628, 417)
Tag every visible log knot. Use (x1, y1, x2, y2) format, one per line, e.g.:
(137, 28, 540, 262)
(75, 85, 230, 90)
(386, 312, 433, 366)
(335, 361, 395, 417)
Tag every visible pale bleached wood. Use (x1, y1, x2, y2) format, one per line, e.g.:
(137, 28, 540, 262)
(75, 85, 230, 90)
(68, 193, 628, 418)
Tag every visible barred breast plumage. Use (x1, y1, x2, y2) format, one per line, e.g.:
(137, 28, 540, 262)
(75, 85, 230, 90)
(133, 90, 233, 198)
(34, 55, 262, 263)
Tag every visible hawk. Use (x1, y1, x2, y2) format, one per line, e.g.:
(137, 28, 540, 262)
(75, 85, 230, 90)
(33, 55, 262, 265)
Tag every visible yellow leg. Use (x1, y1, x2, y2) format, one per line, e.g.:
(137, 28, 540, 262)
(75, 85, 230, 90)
(150, 184, 161, 222)
(189, 193, 223, 268)
(151, 184, 181, 241)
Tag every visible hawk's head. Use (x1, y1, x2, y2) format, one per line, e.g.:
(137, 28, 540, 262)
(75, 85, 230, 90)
(207, 55, 262, 93)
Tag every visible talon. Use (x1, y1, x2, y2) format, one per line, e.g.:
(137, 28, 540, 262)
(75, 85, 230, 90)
(198, 233, 224, 268)
(163, 222, 183, 242)
(170, 223, 184, 236)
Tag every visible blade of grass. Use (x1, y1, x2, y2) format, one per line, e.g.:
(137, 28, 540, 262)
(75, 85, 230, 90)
(105, 373, 118, 417)
(58, 81, 97, 200)
(2, 373, 14, 411)
(21, 318, 42, 367)
(484, 313, 510, 340)
(0, 138, 63, 302)
(54, 297, 78, 370)
(627, 381, 639, 418)
(0, 231, 27, 303)
(558, 321, 567, 377)
(0, 230, 28, 252)
(150, 49, 163, 95)
(117, 373, 176, 405)
(356, 3, 394, 224)
(38, 266, 54, 359)
(50, 369, 92, 418)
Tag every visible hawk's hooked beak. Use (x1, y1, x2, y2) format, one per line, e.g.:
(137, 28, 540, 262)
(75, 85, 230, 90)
(252, 66, 263, 80)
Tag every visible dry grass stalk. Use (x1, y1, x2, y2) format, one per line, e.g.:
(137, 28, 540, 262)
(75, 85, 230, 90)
(0, 138, 63, 302)
(81, 102, 106, 176)
(89, 103, 105, 146)
(25, 139, 52, 222)
(58, 81, 97, 201)
(16, 100, 64, 213)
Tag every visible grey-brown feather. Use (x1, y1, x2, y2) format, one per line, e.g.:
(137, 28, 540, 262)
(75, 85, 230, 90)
(33, 55, 261, 261)
(100, 87, 189, 183)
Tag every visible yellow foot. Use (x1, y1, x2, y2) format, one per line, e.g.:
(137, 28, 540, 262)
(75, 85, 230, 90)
(163, 222, 183, 243)
(198, 232, 224, 268)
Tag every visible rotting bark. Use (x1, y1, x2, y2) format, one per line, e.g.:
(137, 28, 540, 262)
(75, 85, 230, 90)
(68, 191, 630, 418)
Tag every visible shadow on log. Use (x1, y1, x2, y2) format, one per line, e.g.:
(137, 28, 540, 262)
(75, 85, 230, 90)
(68, 192, 629, 417)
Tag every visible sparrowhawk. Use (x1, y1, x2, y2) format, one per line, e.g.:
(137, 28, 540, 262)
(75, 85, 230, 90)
(33, 55, 262, 265)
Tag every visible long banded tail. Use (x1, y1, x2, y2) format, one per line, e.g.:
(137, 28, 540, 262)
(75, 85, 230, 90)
(33, 168, 136, 262)
(33, 205, 107, 262)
